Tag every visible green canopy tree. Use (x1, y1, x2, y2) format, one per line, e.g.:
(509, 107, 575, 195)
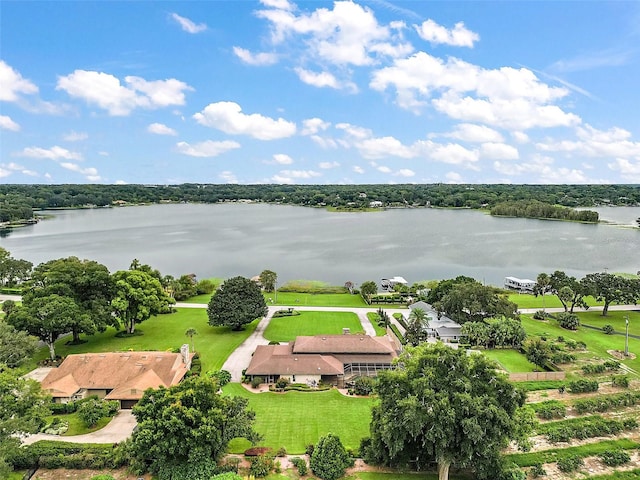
(365, 343, 533, 480)
(0, 323, 38, 368)
(111, 269, 174, 334)
(130, 376, 260, 480)
(533, 273, 552, 311)
(0, 367, 50, 476)
(581, 272, 638, 316)
(259, 269, 277, 293)
(404, 307, 430, 346)
(547, 270, 587, 313)
(28, 256, 115, 343)
(8, 294, 81, 360)
(207, 276, 267, 330)
(360, 281, 377, 300)
(435, 281, 518, 324)
(0, 247, 32, 287)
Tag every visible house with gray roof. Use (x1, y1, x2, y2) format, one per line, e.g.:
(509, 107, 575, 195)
(407, 301, 462, 343)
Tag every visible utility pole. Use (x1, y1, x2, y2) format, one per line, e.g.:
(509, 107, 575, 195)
(625, 314, 630, 357)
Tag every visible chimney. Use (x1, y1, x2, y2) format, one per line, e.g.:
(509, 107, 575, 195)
(180, 344, 191, 369)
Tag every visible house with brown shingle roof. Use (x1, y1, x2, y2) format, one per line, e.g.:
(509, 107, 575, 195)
(245, 334, 400, 387)
(41, 346, 192, 409)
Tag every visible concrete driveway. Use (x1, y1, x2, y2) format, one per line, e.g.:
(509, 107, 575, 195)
(22, 410, 136, 445)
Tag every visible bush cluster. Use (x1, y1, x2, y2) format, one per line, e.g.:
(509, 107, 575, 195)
(250, 376, 263, 389)
(611, 374, 630, 388)
(551, 352, 576, 364)
(543, 416, 637, 443)
(556, 454, 584, 473)
(531, 400, 566, 420)
(598, 449, 631, 467)
(8, 440, 125, 470)
(249, 454, 274, 477)
(529, 463, 546, 478)
(567, 379, 599, 393)
(290, 457, 308, 476)
(352, 376, 376, 396)
(582, 360, 620, 375)
(573, 391, 640, 414)
(556, 312, 580, 330)
(603, 324, 615, 334)
(532, 310, 549, 320)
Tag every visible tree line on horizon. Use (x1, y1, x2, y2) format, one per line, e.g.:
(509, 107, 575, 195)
(1, 183, 640, 224)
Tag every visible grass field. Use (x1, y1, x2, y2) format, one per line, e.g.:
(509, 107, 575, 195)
(366, 312, 388, 336)
(263, 311, 364, 342)
(33, 308, 257, 373)
(522, 310, 640, 375)
(224, 383, 373, 454)
(482, 349, 538, 373)
(185, 290, 370, 307)
(507, 293, 604, 309)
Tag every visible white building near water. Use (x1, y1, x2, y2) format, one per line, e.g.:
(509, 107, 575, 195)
(381, 276, 408, 290)
(504, 276, 536, 293)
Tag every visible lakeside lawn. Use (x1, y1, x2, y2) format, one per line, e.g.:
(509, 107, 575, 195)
(521, 310, 640, 375)
(33, 308, 258, 373)
(507, 293, 604, 310)
(264, 311, 364, 342)
(481, 349, 538, 373)
(224, 383, 373, 454)
(186, 290, 370, 307)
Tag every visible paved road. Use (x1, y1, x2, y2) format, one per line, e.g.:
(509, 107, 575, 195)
(22, 410, 136, 445)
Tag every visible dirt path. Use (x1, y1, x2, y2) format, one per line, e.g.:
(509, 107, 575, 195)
(526, 382, 639, 403)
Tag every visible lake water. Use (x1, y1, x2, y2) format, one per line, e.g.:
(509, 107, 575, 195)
(2, 204, 639, 288)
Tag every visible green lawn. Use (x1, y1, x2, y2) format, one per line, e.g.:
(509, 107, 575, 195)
(521, 311, 640, 375)
(264, 311, 364, 342)
(34, 308, 257, 373)
(366, 312, 387, 336)
(508, 293, 603, 309)
(185, 290, 369, 307)
(482, 349, 538, 373)
(223, 383, 373, 454)
(577, 309, 640, 334)
(43, 412, 112, 436)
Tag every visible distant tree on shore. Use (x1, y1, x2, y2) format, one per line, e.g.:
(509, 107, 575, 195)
(207, 276, 268, 330)
(259, 270, 277, 293)
(360, 281, 377, 300)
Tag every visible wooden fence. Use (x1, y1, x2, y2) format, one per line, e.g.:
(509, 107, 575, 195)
(509, 371, 566, 382)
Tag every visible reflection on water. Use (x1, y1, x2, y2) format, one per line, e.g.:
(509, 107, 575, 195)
(1, 204, 639, 287)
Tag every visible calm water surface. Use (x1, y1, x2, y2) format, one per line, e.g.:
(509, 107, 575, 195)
(2, 204, 639, 287)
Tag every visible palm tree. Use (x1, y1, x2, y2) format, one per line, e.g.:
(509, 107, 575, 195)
(185, 327, 198, 353)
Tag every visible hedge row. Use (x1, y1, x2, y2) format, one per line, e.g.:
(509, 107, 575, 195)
(573, 391, 640, 415)
(540, 415, 637, 443)
(530, 400, 566, 420)
(9, 440, 124, 470)
(567, 379, 599, 393)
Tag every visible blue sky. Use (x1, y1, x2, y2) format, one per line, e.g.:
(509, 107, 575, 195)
(1, 0, 640, 185)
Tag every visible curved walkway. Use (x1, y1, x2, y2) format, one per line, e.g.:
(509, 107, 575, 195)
(22, 410, 136, 445)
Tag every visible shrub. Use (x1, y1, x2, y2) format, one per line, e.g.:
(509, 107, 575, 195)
(573, 391, 640, 414)
(207, 369, 232, 387)
(567, 379, 599, 393)
(564, 339, 577, 349)
(530, 463, 546, 478)
(556, 312, 579, 330)
(533, 310, 548, 320)
(604, 360, 621, 371)
(244, 447, 272, 457)
(582, 363, 606, 374)
(598, 449, 631, 467)
(531, 400, 566, 420)
(275, 377, 290, 390)
(557, 454, 583, 473)
(305, 444, 315, 456)
(77, 398, 112, 428)
(310, 434, 352, 480)
(551, 352, 576, 364)
(250, 376, 264, 389)
(603, 324, 615, 334)
(291, 457, 308, 476)
(353, 376, 376, 396)
(276, 446, 287, 457)
(249, 454, 273, 477)
(612, 374, 630, 388)
(91, 476, 116, 480)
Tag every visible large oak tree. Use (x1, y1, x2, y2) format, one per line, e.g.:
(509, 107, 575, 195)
(207, 276, 267, 330)
(365, 343, 533, 480)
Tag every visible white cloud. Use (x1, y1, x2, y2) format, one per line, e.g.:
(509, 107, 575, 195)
(194, 101, 296, 140)
(357, 136, 414, 159)
(353, 165, 365, 174)
(1, 162, 38, 177)
(395, 168, 415, 177)
(219, 171, 239, 183)
(512, 131, 530, 143)
(295, 68, 340, 89)
(310, 135, 339, 149)
(480, 142, 519, 160)
(0, 61, 38, 101)
(171, 13, 207, 33)
(376, 165, 392, 173)
(273, 153, 294, 164)
(414, 19, 479, 47)
(63, 131, 88, 142)
(302, 117, 330, 135)
(445, 171, 463, 183)
(175, 140, 241, 157)
(57, 71, 193, 116)
(416, 140, 480, 167)
(261, 0, 294, 10)
(0, 168, 11, 178)
(98, 151, 109, 157)
(536, 124, 640, 159)
(17, 145, 82, 160)
(608, 158, 640, 181)
(0, 115, 20, 131)
(233, 47, 278, 66)
(147, 123, 177, 136)
(115, 180, 127, 185)
(271, 169, 322, 184)
(319, 161, 339, 169)
(493, 155, 595, 183)
(60, 162, 101, 181)
(444, 123, 503, 143)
